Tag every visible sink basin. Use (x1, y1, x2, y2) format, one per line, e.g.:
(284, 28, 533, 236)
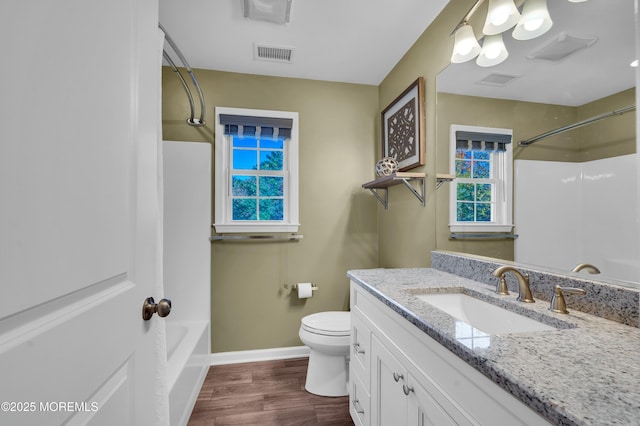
(416, 293, 555, 335)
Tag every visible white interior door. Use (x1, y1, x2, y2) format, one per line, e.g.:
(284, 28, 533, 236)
(0, 0, 167, 425)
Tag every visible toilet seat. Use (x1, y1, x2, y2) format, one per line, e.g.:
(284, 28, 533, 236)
(301, 311, 350, 336)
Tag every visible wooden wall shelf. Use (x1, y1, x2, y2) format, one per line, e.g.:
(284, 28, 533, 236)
(362, 172, 425, 209)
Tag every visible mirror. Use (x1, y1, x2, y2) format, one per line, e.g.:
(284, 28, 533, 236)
(436, 0, 639, 287)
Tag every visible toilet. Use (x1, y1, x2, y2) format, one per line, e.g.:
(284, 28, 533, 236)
(299, 311, 351, 397)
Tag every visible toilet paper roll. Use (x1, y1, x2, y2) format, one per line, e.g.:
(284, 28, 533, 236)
(297, 282, 313, 299)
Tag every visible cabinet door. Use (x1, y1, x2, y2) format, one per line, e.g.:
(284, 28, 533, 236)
(407, 375, 459, 426)
(371, 335, 408, 426)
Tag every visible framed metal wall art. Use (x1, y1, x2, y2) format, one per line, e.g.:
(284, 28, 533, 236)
(381, 77, 425, 171)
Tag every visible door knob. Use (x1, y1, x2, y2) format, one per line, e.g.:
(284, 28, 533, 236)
(142, 297, 172, 320)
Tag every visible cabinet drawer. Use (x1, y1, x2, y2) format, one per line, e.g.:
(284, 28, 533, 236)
(350, 308, 371, 389)
(350, 368, 370, 426)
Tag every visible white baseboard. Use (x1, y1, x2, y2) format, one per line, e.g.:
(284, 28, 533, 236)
(210, 346, 310, 366)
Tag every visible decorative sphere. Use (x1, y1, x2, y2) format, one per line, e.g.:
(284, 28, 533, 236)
(376, 157, 399, 177)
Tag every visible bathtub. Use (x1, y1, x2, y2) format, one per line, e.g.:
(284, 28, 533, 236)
(166, 321, 210, 426)
(163, 141, 212, 425)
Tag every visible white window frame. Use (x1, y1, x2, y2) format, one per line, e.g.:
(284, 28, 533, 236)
(449, 124, 513, 233)
(214, 107, 299, 233)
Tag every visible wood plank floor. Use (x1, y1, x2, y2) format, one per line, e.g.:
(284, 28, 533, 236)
(188, 357, 355, 426)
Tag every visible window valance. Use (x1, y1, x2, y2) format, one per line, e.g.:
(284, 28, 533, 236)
(219, 114, 293, 138)
(455, 130, 512, 152)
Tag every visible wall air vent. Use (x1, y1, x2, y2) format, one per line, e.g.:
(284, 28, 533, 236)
(476, 73, 520, 87)
(254, 44, 295, 63)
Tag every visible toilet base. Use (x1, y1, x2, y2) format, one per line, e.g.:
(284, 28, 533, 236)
(304, 349, 348, 397)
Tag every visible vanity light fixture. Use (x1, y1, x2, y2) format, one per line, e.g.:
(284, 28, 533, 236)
(451, 24, 482, 63)
(512, 0, 553, 40)
(449, 0, 585, 67)
(476, 33, 509, 67)
(482, 0, 521, 35)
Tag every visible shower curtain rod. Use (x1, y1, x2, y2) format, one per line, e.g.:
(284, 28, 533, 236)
(159, 23, 206, 127)
(519, 105, 635, 147)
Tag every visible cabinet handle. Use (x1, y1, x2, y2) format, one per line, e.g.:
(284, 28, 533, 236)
(392, 372, 404, 382)
(353, 398, 365, 414)
(352, 342, 366, 354)
(403, 384, 415, 395)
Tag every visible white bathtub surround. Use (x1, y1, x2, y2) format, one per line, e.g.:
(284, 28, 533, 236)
(514, 155, 639, 283)
(163, 141, 212, 426)
(431, 250, 639, 327)
(347, 265, 640, 425)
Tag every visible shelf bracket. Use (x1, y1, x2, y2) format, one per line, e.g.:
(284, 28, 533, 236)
(367, 188, 389, 209)
(362, 172, 426, 210)
(400, 178, 425, 207)
(436, 174, 455, 190)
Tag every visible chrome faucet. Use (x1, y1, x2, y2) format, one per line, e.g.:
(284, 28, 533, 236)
(492, 266, 535, 303)
(572, 263, 601, 274)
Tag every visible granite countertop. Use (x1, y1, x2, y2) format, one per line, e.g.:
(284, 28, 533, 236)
(347, 267, 640, 426)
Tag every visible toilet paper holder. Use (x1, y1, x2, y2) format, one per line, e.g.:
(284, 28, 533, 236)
(284, 283, 318, 291)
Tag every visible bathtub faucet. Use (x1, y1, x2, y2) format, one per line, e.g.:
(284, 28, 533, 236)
(491, 266, 535, 303)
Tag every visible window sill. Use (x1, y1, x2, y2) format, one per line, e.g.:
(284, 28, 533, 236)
(449, 224, 513, 233)
(213, 223, 300, 233)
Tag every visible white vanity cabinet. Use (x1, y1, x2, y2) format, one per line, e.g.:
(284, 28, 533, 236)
(371, 334, 464, 426)
(349, 281, 550, 426)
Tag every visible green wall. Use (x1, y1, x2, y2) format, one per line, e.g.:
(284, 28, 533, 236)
(162, 69, 379, 352)
(376, 0, 464, 267)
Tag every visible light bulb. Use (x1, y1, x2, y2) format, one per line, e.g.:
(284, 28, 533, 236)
(485, 45, 502, 60)
(451, 24, 482, 63)
(489, 7, 510, 26)
(483, 0, 521, 35)
(524, 17, 544, 31)
(513, 0, 552, 41)
(456, 41, 474, 56)
(476, 34, 509, 67)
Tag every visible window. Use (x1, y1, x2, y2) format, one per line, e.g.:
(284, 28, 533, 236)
(449, 125, 513, 233)
(214, 107, 299, 233)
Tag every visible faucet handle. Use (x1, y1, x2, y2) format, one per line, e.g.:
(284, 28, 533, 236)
(496, 276, 510, 295)
(550, 285, 587, 314)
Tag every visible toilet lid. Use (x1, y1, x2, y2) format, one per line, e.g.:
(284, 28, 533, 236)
(301, 311, 350, 336)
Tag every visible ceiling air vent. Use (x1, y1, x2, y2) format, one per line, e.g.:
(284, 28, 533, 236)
(254, 44, 295, 63)
(476, 73, 520, 87)
(527, 32, 598, 63)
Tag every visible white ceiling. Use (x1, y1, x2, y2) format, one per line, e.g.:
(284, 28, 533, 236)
(158, 0, 450, 86)
(159, 0, 636, 106)
(437, 0, 636, 106)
